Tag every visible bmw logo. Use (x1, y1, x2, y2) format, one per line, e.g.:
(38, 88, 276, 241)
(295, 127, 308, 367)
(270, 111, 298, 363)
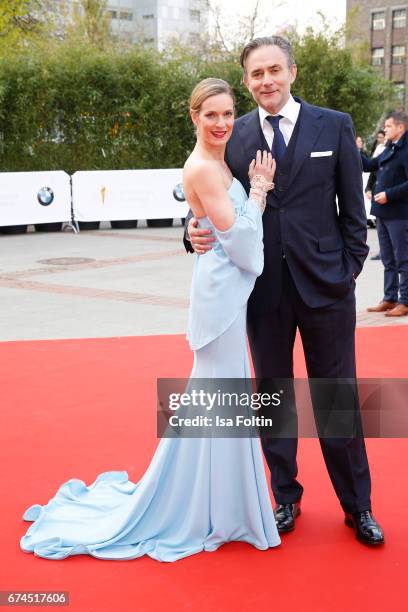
(37, 187, 54, 206)
(173, 183, 185, 202)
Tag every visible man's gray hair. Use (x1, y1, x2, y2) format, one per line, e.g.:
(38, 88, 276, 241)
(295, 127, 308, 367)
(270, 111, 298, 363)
(240, 36, 296, 74)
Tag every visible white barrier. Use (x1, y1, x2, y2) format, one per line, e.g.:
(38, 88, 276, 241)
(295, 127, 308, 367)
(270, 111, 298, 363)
(0, 171, 71, 226)
(0, 169, 372, 228)
(72, 169, 189, 222)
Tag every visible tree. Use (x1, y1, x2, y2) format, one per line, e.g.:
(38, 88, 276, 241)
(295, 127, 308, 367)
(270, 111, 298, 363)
(209, 0, 283, 52)
(68, 0, 112, 47)
(0, 19, 395, 173)
(167, 21, 393, 138)
(289, 26, 394, 137)
(0, 0, 43, 49)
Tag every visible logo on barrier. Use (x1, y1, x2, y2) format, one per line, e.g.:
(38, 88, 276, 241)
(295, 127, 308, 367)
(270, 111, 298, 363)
(37, 187, 54, 206)
(173, 183, 185, 202)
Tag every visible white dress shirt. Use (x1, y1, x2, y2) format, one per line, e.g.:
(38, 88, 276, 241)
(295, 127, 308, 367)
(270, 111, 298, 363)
(258, 95, 301, 150)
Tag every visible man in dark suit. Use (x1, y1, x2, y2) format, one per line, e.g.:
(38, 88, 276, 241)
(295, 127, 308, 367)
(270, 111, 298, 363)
(184, 36, 384, 545)
(359, 111, 408, 317)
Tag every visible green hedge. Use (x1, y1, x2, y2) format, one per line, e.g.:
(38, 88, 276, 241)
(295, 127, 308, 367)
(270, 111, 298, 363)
(0, 37, 392, 173)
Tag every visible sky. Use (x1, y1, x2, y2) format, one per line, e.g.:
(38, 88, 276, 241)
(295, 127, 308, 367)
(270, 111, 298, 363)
(212, 0, 347, 37)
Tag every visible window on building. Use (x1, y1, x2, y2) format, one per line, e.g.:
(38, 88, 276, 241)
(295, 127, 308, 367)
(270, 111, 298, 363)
(109, 10, 117, 19)
(371, 11, 386, 30)
(393, 9, 406, 29)
(144, 37, 155, 44)
(394, 82, 406, 105)
(392, 45, 406, 64)
(372, 47, 385, 66)
(143, 14, 154, 20)
(190, 9, 200, 22)
(120, 11, 133, 21)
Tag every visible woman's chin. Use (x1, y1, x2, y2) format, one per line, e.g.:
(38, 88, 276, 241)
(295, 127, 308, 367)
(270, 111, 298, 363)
(207, 135, 230, 146)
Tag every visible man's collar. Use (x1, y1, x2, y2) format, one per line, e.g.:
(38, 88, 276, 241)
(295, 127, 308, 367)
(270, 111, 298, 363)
(258, 94, 300, 124)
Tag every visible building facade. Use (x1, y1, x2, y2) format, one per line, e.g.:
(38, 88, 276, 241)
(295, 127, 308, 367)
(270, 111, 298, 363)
(52, 0, 209, 49)
(132, 0, 209, 49)
(347, 0, 408, 108)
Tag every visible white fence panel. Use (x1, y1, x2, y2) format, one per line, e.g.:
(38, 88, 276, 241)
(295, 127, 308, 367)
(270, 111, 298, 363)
(0, 171, 71, 226)
(72, 169, 188, 222)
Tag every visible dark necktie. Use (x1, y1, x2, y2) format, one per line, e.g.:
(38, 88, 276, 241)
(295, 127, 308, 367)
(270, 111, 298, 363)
(266, 115, 287, 164)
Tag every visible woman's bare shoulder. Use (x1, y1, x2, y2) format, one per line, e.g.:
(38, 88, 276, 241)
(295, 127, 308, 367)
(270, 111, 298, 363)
(184, 155, 222, 184)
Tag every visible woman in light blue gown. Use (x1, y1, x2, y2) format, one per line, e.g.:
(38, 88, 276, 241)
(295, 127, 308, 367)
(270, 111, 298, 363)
(20, 78, 280, 561)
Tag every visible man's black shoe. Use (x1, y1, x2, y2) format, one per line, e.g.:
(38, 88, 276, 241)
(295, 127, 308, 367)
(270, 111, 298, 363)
(274, 502, 301, 533)
(344, 510, 384, 546)
(370, 253, 381, 261)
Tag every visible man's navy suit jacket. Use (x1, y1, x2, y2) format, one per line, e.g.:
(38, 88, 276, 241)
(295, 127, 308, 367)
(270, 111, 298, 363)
(184, 97, 369, 315)
(361, 131, 408, 220)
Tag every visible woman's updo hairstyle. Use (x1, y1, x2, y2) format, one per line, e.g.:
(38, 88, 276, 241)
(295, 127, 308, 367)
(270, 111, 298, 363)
(189, 78, 235, 114)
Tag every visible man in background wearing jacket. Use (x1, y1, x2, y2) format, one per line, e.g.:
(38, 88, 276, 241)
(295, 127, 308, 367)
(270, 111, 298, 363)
(359, 111, 408, 316)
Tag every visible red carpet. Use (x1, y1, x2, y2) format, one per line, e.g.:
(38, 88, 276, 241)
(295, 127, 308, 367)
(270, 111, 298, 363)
(1, 326, 407, 611)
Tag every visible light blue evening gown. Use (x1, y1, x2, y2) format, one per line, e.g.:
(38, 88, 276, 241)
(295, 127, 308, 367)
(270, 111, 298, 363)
(20, 178, 281, 561)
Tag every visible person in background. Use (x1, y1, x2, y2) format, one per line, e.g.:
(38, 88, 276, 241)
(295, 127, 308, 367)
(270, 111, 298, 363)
(358, 112, 408, 316)
(355, 135, 366, 154)
(372, 129, 386, 156)
(365, 129, 387, 198)
(365, 130, 386, 260)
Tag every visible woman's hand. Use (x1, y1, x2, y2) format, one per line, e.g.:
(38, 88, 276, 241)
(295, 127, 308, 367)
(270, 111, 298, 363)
(248, 150, 276, 183)
(247, 150, 276, 213)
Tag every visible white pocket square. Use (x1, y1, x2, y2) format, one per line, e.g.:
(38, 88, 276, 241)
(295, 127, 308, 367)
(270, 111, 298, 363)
(310, 151, 333, 157)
